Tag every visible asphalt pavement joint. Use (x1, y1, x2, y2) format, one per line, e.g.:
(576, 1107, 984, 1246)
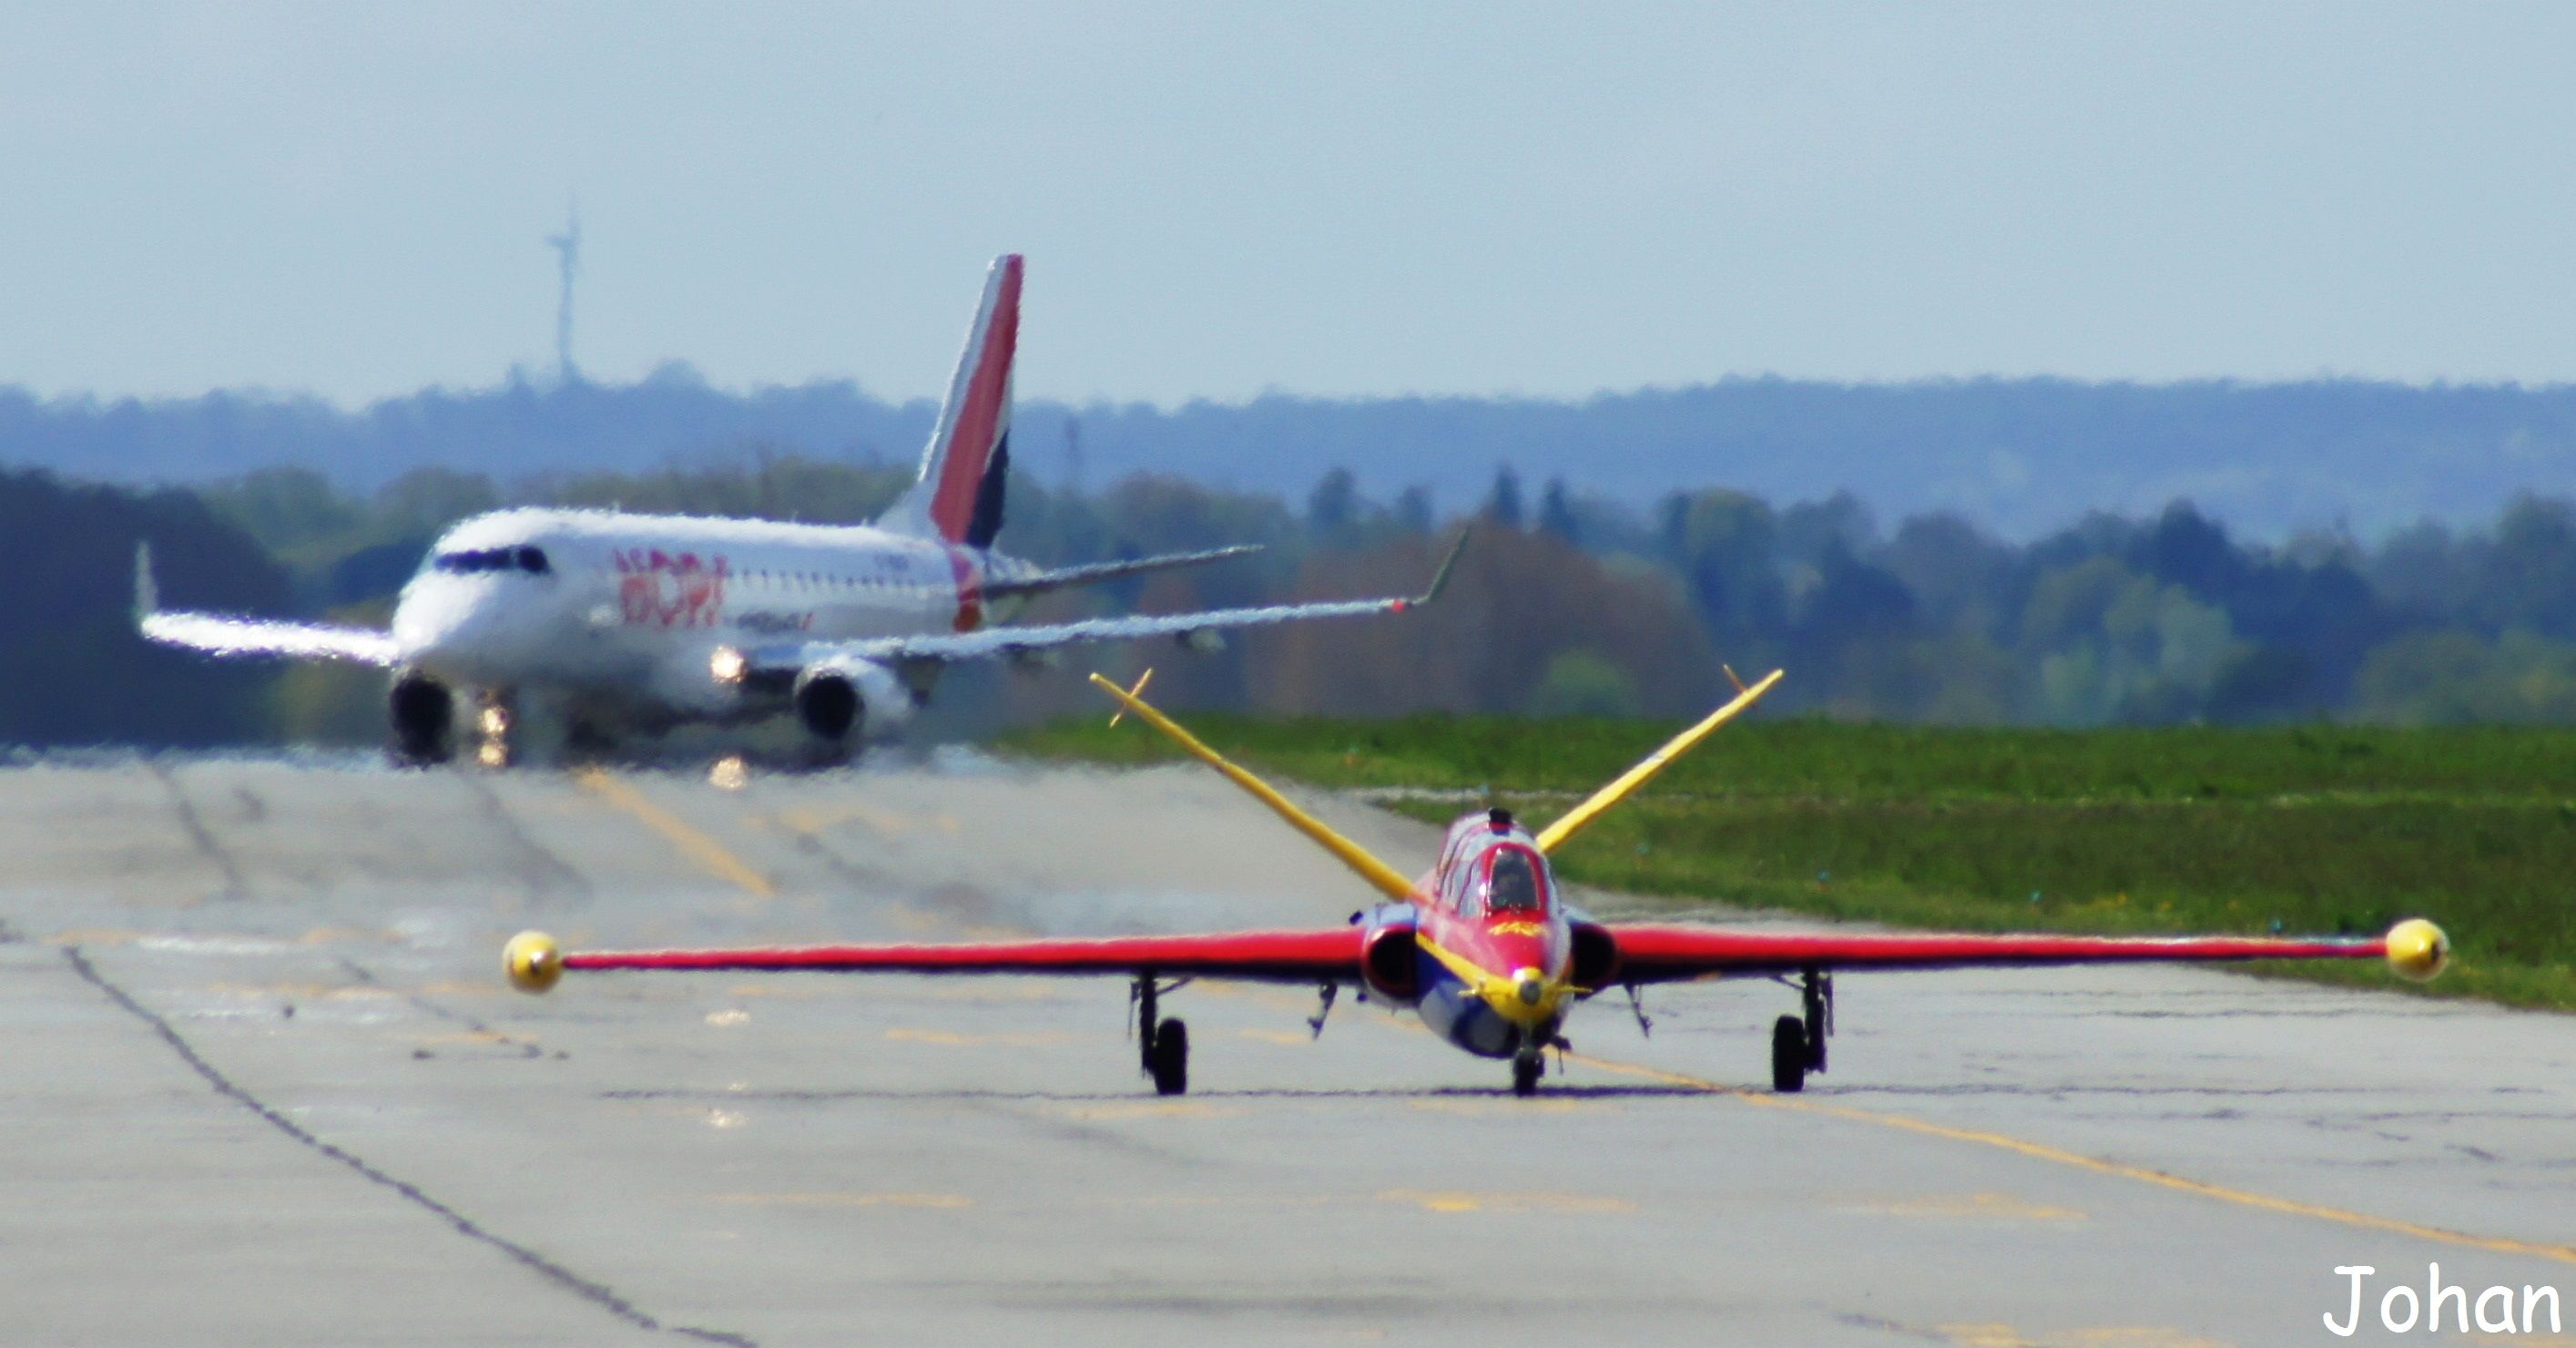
(60, 943, 756, 1347)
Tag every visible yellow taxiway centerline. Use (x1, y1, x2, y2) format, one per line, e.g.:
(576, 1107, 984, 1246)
(574, 770, 775, 898)
(1571, 1052, 2576, 1270)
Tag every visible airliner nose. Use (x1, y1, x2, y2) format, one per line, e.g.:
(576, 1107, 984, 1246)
(392, 575, 507, 677)
(1514, 969, 1546, 1006)
(392, 586, 465, 651)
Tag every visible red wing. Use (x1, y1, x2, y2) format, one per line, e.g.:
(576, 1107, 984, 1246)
(562, 928, 1363, 984)
(1608, 925, 2388, 984)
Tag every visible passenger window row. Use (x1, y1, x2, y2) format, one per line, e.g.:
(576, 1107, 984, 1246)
(747, 569, 919, 590)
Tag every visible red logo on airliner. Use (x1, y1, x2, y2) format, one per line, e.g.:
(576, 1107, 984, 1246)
(616, 549, 729, 628)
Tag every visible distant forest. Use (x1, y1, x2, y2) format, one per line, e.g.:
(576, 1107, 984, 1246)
(16, 438, 2576, 750)
(12, 372, 2576, 539)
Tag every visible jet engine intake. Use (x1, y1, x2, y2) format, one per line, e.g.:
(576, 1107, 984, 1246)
(1568, 920, 1621, 990)
(792, 659, 916, 743)
(1362, 922, 1421, 1004)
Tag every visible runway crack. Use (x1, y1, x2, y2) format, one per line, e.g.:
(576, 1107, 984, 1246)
(64, 945, 754, 1347)
(145, 760, 248, 902)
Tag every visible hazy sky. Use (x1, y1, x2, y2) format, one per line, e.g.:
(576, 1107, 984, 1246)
(5, 3, 2576, 407)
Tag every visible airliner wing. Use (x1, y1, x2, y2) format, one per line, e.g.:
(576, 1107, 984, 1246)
(981, 545, 1261, 601)
(828, 593, 1423, 664)
(133, 544, 399, 665)
(506, 928, 1364, 990)
(140, 611, 402, 665)
(1603, 922, 2445, 984)
(743, 528, 1466, 673)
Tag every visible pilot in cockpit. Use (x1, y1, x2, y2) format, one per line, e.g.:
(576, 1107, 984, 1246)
(1486, 848, 1545, 914)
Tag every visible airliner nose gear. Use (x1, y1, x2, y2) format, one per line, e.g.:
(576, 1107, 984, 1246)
(475, 689, 517, 770)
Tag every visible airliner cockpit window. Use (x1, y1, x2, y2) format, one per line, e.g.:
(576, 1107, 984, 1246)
(434, 546, 549, 576)
(1486, 849, 1543, 914)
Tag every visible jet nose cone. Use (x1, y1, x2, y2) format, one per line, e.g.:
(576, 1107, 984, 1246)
(1514, 968, 1546, 1006)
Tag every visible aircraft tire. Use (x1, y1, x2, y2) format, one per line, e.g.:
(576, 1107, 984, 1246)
(389, 675, 454, 767)
(1149, 1017, 1188, 1096)
(1770, 1015, 1807, 1093)
(1511, 1053, 1543, 1097)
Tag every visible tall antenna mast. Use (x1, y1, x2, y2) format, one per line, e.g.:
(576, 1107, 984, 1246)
(546, 204, 581, 384)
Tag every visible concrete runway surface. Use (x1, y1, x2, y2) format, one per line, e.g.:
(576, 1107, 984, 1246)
(2, 756, 2571, 1346)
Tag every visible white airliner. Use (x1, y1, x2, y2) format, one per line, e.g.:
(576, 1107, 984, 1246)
(140, 254, 1459, 765)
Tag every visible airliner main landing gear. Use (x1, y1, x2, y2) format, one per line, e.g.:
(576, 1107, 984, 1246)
(1133, 974, 1190, 1096)
(389, 674, 454, 766)
(1770, 967, 1833, 1093)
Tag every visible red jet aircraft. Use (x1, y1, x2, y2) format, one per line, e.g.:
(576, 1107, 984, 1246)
(504, 669, 2452, 1096)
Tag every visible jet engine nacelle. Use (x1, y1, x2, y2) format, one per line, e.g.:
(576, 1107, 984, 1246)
(792, 658, 915, 743)
(1568, 919, 1621, 991)
(1360, 912, 1422, 1006)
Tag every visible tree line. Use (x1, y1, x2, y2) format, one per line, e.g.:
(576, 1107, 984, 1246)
(16, 372, 2576, 541)
(11, 453, 2576, 750)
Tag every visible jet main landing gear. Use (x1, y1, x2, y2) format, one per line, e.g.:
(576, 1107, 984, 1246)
(1770, 967, 1832, 1093)
(1133, 973, 1190, 1096)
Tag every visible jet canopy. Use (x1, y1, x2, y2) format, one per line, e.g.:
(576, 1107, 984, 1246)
(1482, 845, 1546, 914)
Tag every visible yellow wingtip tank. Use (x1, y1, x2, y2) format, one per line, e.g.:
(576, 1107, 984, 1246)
(1532, 669, 1785, 855)
(1088, 671, 1420, 903)
(2384, 918, 2450, 983)
(504, 931, 565, 994)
